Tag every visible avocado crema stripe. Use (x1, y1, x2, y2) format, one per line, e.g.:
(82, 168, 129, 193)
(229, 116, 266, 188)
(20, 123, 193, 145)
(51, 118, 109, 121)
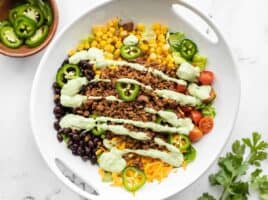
(60, 113, 194, 136)
(98, 138, 184, 173)
(68, 47, 188, 86)
(60, 77, 209, 109)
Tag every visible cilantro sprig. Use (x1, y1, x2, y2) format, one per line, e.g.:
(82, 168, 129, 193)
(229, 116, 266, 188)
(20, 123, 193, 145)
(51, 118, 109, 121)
(198, 132, 268, 200)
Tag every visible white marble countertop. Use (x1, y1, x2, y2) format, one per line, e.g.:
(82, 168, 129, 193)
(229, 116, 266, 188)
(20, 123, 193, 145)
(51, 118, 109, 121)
(0, 0, 268, 199)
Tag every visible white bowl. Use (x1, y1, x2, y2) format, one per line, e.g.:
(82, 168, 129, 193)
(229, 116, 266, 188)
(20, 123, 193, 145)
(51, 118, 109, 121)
(30, 0, 240, 199)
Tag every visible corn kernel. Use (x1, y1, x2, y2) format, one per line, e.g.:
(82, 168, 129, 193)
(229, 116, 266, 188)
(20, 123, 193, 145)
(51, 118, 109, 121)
(140, 44, 149, 51)
(95, 31, 102, 37)
(77, 44, 84, 51)
(158, 35, 166, 42)
(68, 49, 76, 56)
(107, 20, 114, 27)
(104, 45, 115, 53)
(120, 30, 128, 37)
(161, 26, 168, 34)
(150, 47, 156, 53)
(91, 40, 98, 47)
(84, 42, 90, 49)
(105, 53, 114, 59)
(109, 65, 118, 70)
(102, 34, 108, 40)
(95, 70, 101, 75)
(114, 49, 121, 58)
(109, 27, 115, 33)
(115, 41, 122, 49)
(152, 23, 161, 31)
(107, 38, 113, 44)
(149, 53, 157, 60)
(100, 41, 106, 48)
(136, 23, 145, 31)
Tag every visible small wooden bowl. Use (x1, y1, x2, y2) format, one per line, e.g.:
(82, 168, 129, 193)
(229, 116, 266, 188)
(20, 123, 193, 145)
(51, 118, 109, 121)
(0, 0, 59, 57)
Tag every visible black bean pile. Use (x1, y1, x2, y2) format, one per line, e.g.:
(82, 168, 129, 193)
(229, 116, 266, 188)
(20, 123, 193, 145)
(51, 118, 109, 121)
(52, 60, 101, 164)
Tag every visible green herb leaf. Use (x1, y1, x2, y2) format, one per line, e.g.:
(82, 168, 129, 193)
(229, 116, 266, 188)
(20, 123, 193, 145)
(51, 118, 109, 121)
(198, 193, 216, 200)
(198, 132, 268, 200)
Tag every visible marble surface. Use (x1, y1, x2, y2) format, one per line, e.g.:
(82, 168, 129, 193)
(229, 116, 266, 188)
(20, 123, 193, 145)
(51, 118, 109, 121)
(0, 0, 268, 199)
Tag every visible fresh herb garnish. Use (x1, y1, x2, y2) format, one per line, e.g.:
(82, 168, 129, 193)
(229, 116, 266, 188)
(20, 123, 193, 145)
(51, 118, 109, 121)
(198, 132, 268, 200)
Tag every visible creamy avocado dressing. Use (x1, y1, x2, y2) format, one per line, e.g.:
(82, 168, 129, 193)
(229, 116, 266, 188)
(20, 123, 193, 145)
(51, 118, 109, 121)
(61, 95, 87, 108)
(60, 77, 120, 108)
(155, 89, 201, 106)
(144, 107, 184, 127)
(60, 113, 193, 135)
(60, 114, 96, 130)
(98, 124, 150, 140)
(188, 83, 211, 100)
(61, 76, 200, 108)
(123, 34, 139, 46)
(99, 138, 183, 172)
(96, 116, 193, 134)
(116, 78, 201, 106)
(176, 62, 200, 82)
(61, 77, 88, 96)
(68, 47, 104, 64)
(69, 48, 187, 85)
(59, 114, 150, 140)
(117, 78, 153, 91)
(96, 59, 187, 85)
(87, 96, 122, 102)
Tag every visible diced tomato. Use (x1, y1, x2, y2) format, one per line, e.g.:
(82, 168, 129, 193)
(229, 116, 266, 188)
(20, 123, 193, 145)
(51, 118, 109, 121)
(199, 117, 214, 134)
(176, 84, 187, 93)
(189, 127, 203, 142)
(190, 110, 202, 124)
(198, 71, 214, 85)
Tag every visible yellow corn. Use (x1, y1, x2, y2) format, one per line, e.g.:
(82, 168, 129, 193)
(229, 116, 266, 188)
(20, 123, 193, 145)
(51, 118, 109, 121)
(95, 70, 101, 75)
(115, 41, 122, 49)
(84, 42, 90, 49)
(68, 49, 76, 56)
(105, 52, 114, 60)
(77, 44, 84, 51)
(140, 43, 149, 51)
(114, 49, 121, 58)
(136, 23, 145, 31)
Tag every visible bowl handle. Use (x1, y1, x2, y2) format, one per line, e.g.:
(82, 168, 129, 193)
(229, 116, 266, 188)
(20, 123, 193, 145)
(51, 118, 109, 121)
(49, 157, 102, 200)
(172, 0, 222, 45)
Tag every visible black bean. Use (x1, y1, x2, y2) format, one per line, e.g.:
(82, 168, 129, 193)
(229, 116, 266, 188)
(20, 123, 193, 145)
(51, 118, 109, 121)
(72, 129, 79, 135)
(72, 150, 78, 155)
(54, 106, 64, 114)
(53, 82, 60, 89)
(84, 70, 95, 80)
(82, 156, 89, 161)
(79, 140, 84, 145)
(91, 155, 97, 164)
(85, 147, 91, 154)
(79, 60, 93, 70)
(88, 141, 94, 148)
(63, 128, 72, 135)
(55, 113, 63, 119)
(77, 147, 83, 155)
(57, 134, 63, 142)
(73, 134, 80, 141)
(93, 137, 99, 144)
(54, 121, 60, 130)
